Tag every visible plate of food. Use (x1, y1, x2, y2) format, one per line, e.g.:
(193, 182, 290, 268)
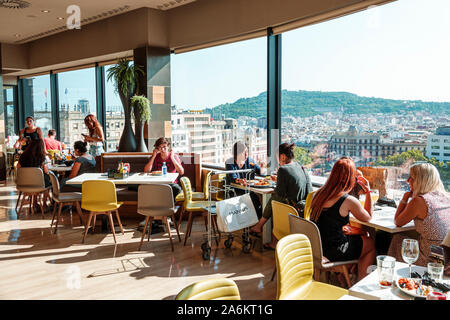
(396, 277, 448, 298)
(248, 180, 275, 188)
(151, 171, 163, 176)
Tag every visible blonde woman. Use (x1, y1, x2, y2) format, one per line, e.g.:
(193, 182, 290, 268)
(387, 163, 450, 266)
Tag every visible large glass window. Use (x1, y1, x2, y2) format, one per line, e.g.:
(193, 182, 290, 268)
(282, 0, 450, 191)
(104, 64, 126, 152)
(57, 68, 97, 148)
(23, 74, 52, 136)
(3, 86, 16, 138)
(171, 37, 267, 168)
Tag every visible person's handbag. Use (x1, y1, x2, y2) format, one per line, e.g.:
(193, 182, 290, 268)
(216, 193, 259, 233)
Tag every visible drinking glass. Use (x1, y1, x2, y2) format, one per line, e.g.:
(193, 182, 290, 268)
(376, 255, 396, 288)
(427, 262, 444, 282)
(401, 239, 419, 278)
(371, 189, 379, 204)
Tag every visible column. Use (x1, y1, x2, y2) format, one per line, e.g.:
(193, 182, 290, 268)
(0, 45, 6, 181)
(134, 46, 171, 150)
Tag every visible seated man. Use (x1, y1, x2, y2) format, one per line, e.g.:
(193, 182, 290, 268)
(143, 137, 184, 198)
(44, 129, 62, 153)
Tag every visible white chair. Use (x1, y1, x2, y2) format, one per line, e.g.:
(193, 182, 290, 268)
(137, 184, 181, 251)
(16, 167, 51, 218)
(48, 171, 84, 233)
(289, 214, 358, 288)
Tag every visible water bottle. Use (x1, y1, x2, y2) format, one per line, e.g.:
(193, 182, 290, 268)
(162, 162, 167, 176)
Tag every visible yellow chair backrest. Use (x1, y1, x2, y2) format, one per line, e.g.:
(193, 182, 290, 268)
(47, 149, 61, 159)
(202, 171, 212, 199)
(180, 176, 193, 208)
(276, 233, 314, 300)
(81, 180, 117, 207)
(175, 278, 241, 300)
(272, 200, 299, 241)
(303, 191, 316, 220)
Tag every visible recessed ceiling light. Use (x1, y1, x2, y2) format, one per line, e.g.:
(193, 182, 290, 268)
(14, 34, 21, 37)
(41, 9, 50, 13)
(57, 17, 64, 20)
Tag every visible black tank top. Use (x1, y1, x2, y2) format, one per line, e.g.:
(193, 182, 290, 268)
(23, 128, 40, 141)
(315, 194, 350, 251)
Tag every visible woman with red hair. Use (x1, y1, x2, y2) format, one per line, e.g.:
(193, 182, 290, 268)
(310, 157, 376, 281)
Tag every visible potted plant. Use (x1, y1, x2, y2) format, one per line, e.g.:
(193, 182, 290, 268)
(106, 58, 144, 152)
(131, 95, 151, 152)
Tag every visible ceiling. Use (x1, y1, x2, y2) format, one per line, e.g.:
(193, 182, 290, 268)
(0, 0, 197, 44)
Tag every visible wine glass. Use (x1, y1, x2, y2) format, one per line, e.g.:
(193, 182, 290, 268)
(371, 189, 379, 204)
(401, 239, 419, 278)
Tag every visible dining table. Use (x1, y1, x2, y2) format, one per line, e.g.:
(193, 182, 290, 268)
(348, 261, 450, 300)
(65, 172, 179, 185)
(350, 205, 416, 234)
(48, 163, 74, 173)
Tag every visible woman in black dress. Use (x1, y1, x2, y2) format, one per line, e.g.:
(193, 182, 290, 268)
(310, 157, 376, 281)
(14, 116, 45, 152)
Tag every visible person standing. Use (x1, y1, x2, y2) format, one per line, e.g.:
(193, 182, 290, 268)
(14, 116, 45, 152)
(82, 114, 105, 157)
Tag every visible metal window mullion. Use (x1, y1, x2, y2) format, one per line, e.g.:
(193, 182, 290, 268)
(50, 72, 60, 140)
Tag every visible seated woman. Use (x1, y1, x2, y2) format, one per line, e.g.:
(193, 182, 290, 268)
(225, 141, 263, 217)
(143, 137, 184, 198)
(60, 141, 96, 192)
(309, 157, 375, 281)
(387, 163, 450, 267)
(16, 139, 51, 207)
(249, 143, 312, 249)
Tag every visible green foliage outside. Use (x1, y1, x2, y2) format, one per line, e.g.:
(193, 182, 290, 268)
(374, 150, 450, 191)
(294, 147, 313, 166)
(203, 90, 450, 119)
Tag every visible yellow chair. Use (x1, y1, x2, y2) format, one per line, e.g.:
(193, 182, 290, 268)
(175, 171, 212, 202)
(270, 200, 299, 281)
(276, 233, 348, 300)
(303, 191, 316, 220)
(47, 149, 61, 159)
(81, 180, 124, 244)
(175, 278, 240, 300)
(179, 176, 217, 246)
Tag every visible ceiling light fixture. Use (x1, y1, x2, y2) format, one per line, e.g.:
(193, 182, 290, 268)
(41, 9, 50, 13)
(0, 0, 30, 9)
(57, 17, 64, 20)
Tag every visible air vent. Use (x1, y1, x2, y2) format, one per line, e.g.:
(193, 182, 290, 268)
(15, 5, 131, 43)
(0, 0, 30, 9)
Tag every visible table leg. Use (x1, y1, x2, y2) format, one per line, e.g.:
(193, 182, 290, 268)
(260, 193, 272, 245)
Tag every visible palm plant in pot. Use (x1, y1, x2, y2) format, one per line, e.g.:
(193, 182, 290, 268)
(106, 58, 144, 152)
(131, 95, 151, 152)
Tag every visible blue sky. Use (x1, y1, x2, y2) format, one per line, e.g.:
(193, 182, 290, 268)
(32, 0, 450, 112)
(172, 0, 450, 109)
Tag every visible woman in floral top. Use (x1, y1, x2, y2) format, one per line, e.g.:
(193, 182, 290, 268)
(388, 163, 450, 266)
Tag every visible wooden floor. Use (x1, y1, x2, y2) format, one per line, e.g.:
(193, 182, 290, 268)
(0, 178, 277, 300)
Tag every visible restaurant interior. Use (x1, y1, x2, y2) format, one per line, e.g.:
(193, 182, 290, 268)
(0, 0, 449, 303)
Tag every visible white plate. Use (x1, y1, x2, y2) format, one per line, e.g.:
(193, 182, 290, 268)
(395, 277, 448, 298)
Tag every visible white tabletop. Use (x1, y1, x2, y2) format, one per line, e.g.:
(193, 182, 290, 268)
(230, 182, 275, 195)
(350, 206, 415, 233)
(66, 172, 178, 185)
(48, 164, 73, 172)
(349, 262, 450, 300)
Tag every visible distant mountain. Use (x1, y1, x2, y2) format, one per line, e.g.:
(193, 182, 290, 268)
(204, 90, 450, 119)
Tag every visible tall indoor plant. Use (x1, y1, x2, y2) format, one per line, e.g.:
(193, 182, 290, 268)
(106, 58, 144, 152)
(131, 95, 151, 152)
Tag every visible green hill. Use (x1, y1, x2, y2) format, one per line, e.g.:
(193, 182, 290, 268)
(204, 90, 450, 119)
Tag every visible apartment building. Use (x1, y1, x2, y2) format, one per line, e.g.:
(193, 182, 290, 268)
(426, 127, 450, 163)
